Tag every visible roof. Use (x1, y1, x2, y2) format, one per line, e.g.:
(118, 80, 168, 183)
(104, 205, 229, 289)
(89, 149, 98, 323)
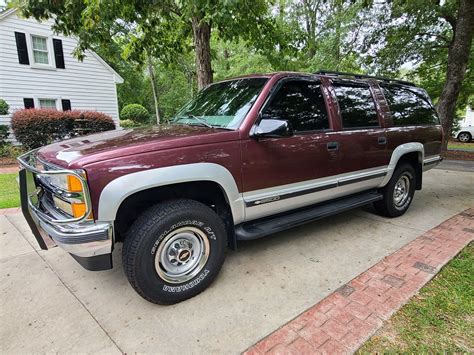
(0, 8, 123, 84)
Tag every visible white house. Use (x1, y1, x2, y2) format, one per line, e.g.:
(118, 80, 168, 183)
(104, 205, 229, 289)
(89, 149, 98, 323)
(0, 8, 123, 128)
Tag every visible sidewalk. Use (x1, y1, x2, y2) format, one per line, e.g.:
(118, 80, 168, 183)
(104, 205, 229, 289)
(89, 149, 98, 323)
(245, 209, 474, 354)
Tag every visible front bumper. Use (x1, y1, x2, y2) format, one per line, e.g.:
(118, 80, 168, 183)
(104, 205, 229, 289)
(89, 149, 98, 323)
(18, 153, 113, 271)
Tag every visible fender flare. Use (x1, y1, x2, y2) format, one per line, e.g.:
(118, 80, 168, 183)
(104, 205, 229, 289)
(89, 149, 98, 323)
(379, 142, 424, 187)
(97, 163, 245, 224)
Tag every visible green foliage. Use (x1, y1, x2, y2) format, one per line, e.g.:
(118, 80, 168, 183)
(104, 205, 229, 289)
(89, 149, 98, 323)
(0, 125, 9, 145)
(20, 0, 471, 126)
(120, 104, 150, 124)
(119, 119, 139, 128)
(0, 98, 9, 115)
(359, 0, 471, 112)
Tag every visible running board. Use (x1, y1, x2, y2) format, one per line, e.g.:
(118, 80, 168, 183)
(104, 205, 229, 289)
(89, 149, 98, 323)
(235, 191, 383, 241)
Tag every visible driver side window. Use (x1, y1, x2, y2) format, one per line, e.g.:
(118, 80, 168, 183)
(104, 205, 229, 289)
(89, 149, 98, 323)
(262, 80, 330, 132)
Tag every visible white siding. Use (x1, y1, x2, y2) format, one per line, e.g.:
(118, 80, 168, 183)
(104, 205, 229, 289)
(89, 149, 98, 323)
(0, 12, 121, 127)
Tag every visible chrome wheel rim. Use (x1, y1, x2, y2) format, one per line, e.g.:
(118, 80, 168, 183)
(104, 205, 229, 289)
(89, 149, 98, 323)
(155, 227, 210, 284)
(459, 133, 470, 142)
(393, 175, 410, 207)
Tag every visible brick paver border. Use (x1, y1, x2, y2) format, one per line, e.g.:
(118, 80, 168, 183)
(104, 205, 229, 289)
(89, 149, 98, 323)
(0, 165, 19, 174)
(0, 207, 21, 215)
(245, 208, 474, 354)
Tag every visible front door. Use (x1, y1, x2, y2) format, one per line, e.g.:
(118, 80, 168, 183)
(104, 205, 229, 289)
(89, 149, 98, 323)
(241, 78, 340, 221)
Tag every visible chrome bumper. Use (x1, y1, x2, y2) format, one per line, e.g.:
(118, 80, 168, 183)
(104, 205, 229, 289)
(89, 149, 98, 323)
(17, 150, 113, 270)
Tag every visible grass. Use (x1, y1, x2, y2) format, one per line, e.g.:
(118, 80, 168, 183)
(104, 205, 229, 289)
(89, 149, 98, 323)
(0, 173, 20, 209)
(448, 141, 474, 150)
(358, 243, 474, 353)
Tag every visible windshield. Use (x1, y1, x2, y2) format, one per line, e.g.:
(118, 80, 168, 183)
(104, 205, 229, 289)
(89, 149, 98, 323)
(171, 77, 268, 129)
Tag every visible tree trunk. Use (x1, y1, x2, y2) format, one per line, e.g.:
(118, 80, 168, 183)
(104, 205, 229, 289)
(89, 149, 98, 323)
(147, 55, 160, 124)
(438, 0, 474, 151)
(191, 16, 213, 90)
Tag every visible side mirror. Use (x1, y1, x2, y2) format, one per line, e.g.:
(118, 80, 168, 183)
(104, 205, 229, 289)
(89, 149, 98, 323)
(253, 119, 294, 138)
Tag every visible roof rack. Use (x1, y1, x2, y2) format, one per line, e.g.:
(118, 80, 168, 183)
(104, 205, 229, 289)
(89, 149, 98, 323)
(314, 70, 416, 87)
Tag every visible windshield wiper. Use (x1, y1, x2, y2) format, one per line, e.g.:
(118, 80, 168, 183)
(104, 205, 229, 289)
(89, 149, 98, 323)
(187, 115, 213, 128)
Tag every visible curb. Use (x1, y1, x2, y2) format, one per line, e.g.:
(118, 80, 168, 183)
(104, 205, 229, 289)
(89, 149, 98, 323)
(245, 209, 474, 354)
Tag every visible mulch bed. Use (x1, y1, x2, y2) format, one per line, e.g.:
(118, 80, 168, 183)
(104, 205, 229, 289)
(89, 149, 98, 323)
(442, 150, 474, 161)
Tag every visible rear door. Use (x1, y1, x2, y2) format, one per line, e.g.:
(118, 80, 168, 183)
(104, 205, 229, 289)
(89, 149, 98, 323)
(328, 81, 390, 190)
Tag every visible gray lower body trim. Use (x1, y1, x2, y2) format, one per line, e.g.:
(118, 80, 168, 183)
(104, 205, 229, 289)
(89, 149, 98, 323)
(243, 166, 388, 221)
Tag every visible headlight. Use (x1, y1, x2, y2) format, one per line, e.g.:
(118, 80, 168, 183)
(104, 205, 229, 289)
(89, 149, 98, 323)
(39, 170, 92, 220)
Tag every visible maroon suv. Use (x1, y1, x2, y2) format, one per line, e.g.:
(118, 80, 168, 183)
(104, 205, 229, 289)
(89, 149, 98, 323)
(18, 71, 443, 304)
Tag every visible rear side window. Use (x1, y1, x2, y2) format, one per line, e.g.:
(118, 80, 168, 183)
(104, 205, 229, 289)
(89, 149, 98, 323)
(262, 80, 329, 132)
(382, 86, 439, 125)
(333, 85, 379, 128)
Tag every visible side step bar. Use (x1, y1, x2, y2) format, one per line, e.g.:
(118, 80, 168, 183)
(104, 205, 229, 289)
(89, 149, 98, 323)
(235, 191, 383, 241)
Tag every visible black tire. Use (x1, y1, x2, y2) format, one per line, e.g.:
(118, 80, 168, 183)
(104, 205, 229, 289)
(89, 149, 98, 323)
(457, 132, 472, 143)
(373, 163, 416, 218)
(122, 199, 227, 304)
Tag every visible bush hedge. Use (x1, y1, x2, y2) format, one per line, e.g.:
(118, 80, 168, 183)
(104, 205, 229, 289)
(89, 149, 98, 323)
(11, 109, 115, 149)
(0, 125, 9, 145)
(0, 99, 9, 115)
(120, 104, 149, 124)
(119, 119, 140, 128)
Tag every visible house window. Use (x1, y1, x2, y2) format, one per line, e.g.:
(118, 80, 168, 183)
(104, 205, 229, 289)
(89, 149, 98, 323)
(31, 36, 49, 65)
(39, 99, 57, 109)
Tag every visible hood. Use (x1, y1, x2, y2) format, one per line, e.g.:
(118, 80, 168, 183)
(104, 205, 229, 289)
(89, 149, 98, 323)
(37, 124, 239, 168)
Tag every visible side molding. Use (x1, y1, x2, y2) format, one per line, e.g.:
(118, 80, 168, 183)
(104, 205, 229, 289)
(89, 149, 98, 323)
(97, 163, 245, 224)
(379, 142, 424, 187)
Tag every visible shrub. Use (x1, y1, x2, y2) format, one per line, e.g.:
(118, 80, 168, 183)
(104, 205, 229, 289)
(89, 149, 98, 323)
(0, 125, 9, 145)
(11, 109, 115, 149)
(119, 119, 139, 128)
(0, 99, 9, 115)
(120, 104, 149, 124)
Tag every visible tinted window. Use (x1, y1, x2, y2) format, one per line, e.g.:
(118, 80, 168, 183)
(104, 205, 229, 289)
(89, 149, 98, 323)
(382, 86, 439, 125)
(333, 85, 379, 128)
(262, 80, 329, 132)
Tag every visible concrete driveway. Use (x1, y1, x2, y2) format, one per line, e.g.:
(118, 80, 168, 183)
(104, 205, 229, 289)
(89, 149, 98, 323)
(1, 169, 473, 354)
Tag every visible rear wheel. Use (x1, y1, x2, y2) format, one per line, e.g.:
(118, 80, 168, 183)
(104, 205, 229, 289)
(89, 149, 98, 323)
(373, 164, 416, 218)
(122, 199, 227, 304)
(458, 132, 472, 143)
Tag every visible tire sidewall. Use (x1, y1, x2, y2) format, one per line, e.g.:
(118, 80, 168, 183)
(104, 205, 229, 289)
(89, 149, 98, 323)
(128, 203, 226, 303)
(458, 132, 471, 142)
(387, 165, 415, 215)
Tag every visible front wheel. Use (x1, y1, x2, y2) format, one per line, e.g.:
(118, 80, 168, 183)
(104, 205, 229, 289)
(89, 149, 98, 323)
(122, 199, 227, 304)
(373, 164, 416, 218)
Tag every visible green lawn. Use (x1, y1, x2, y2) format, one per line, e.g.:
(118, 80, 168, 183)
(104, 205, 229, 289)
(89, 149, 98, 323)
(358, 243, 473, 353)
(0, 173, 20, 209)
(448, 141, 474, 150)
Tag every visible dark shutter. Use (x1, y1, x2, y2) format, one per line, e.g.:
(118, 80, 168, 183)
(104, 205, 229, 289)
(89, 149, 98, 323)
(15, 32, 30, 65)
(53, 39, 65, 69)
(23, 98, 35, 109)
(61, 99, 71, 111)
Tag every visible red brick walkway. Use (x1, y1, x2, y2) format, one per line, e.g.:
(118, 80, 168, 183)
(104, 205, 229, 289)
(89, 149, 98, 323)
(245, 209, 474, 354)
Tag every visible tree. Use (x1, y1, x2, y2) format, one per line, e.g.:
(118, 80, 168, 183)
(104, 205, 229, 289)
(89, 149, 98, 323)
(361, 0, 474, 150)
(21, 0, 273, 89)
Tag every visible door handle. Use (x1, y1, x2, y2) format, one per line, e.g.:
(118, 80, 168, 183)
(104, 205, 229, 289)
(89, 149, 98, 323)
(327, 142, 339, 151)
(378, 137, 387, 145)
